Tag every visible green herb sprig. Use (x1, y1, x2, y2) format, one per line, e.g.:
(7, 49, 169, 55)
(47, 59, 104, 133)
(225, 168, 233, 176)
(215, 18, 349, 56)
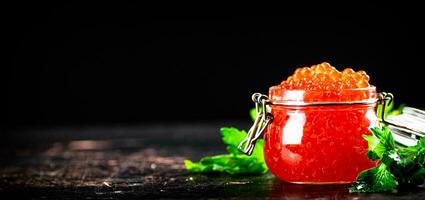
(184, 127, 268, 175)
(350, 127, 425, 193)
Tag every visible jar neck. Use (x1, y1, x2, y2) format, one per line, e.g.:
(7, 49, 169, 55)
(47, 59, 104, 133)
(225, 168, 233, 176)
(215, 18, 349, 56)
(269, 85, 377, 105)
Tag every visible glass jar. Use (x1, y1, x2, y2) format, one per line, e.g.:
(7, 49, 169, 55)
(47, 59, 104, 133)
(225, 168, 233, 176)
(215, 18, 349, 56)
(240, 86, 381, 184)
(239, 84, 424, 184)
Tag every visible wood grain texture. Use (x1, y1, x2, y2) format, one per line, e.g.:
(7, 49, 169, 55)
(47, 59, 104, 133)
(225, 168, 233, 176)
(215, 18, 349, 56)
(1, 123, 424, 199)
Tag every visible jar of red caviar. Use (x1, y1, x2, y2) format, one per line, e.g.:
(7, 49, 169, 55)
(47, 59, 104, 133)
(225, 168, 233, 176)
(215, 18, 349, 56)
(239, 63, 425, 184)
(240, 87, 383, 184)
(238, 63, 392, 184)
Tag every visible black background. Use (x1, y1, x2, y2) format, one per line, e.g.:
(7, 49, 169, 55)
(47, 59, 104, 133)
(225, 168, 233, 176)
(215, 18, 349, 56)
(6, 6, 424, 130)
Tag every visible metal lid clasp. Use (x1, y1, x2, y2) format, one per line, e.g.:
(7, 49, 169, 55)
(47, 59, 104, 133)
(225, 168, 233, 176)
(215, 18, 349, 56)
(378, 93, 425, 146)
(238, 93, 273, 155)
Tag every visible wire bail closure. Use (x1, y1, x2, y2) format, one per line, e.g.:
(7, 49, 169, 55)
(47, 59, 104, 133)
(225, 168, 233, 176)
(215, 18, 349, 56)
(378, 92, 425, 146)
(238, 93, 273, 155)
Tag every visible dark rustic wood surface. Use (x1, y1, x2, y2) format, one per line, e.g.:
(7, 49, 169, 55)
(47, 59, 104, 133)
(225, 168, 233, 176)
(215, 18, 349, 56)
(1, 122, 424, 199)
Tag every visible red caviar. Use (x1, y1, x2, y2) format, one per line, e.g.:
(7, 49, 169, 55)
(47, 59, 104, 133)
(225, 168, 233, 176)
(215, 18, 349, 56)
(279, 62, 371, 102)
(264, 62, 378, 183)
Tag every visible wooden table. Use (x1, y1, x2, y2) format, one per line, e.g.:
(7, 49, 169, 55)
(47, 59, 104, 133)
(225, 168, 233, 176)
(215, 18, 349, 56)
(1, 122, 424, 199)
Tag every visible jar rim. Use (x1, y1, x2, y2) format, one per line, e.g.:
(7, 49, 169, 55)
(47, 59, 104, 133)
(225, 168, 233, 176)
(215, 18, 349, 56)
(269, 85, 377, 92)
(269, 85, 377, 104)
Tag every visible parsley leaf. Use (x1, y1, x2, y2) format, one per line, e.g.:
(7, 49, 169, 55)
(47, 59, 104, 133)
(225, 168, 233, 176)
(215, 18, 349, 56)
(185, 154, 267, 175)
(387, 138, 425, 186)
(184, 127, 268, 175)
(350, 163, 397, 193)
(364, 127, 395, 160)
(351, 127, 425, 193)
(250, 107, 257, 122)
(376, 101, 405, 120)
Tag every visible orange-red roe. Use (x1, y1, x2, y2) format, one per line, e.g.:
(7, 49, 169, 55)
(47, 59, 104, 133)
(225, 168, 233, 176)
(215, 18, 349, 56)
(263, 62, 378, 183)
(280, 62, 370, 90)
(279, 62, 371, 102)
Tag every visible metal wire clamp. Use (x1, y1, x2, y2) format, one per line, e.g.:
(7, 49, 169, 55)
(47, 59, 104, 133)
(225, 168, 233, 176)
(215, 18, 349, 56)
(378, 93, 425, 146)
(237, 93, 273, 155)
